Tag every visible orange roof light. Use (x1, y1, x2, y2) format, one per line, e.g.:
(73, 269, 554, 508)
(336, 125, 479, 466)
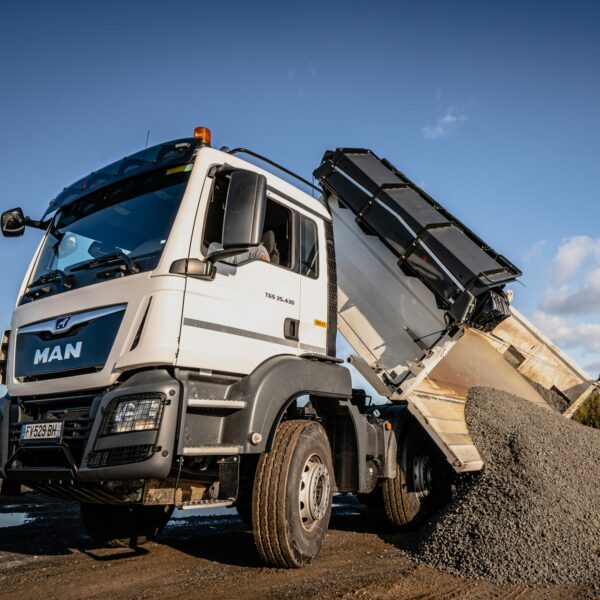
(194, 126, 211, 146)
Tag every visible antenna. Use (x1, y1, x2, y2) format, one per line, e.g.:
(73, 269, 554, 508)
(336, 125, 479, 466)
(145, 130, 150, 149)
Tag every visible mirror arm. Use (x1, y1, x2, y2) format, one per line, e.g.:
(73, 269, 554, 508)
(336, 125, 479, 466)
(206, 246, 253, 263)
(26, 216, 64, 240)
(24, 216, 47, 231)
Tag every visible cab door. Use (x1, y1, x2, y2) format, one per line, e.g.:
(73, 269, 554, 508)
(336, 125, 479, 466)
(297, 213, 329, 357)
(177, 171, 301, 375)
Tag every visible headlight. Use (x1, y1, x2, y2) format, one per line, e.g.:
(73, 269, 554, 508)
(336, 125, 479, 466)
(101, 393, 165, 435)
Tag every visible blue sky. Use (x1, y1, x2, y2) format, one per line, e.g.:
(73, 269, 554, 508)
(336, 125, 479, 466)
(1, 1, 600, 383)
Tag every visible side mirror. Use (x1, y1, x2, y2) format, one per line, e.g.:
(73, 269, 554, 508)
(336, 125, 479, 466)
(222, 170, 267, 250)
(1, 208, 26, 238)
(170, 258, 215, 280)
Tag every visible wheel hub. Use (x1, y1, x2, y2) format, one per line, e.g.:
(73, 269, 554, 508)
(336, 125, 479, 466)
(413, 452, 432, 497)
(299, 454, 331, 531)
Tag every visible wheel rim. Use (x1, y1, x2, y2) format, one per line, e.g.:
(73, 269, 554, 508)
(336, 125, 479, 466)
(412, 452, 433, 497)
(299, 453, 331, 531)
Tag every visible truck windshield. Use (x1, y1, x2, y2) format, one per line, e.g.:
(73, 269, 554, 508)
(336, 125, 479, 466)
(26, 165, 191, 302)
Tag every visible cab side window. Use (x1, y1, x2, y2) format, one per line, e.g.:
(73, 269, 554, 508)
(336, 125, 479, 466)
(262, 199, 292, 268)
(299, 216, 319, 278)
(202, 172, 294, 269)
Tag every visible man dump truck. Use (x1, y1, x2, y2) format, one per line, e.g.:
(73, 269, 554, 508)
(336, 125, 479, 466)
(0, 128, 593, 567)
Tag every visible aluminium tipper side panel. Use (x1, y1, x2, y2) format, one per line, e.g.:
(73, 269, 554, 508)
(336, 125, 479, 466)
(329, 195, 449, 385)
(314, 148, 521, 333)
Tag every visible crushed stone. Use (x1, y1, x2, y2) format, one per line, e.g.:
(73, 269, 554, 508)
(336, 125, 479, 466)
(414, 387, 600, 589)
(526, 378, 571, 413)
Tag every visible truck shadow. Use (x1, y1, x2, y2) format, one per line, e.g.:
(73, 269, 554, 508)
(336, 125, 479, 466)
(0, 492, 410, 568)
(157, 511, 263, 567)
(158, 495, 414, 567)
(0, 492, 95, 558)
(0, 492, 263, 567)
(327, 495, 421, 553)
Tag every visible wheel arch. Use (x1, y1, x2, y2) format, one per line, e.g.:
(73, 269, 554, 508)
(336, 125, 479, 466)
(222, 354, 352, 454)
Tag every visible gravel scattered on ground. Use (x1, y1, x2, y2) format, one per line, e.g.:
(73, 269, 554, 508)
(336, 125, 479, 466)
(525, 378, 571, 413)
(414, 386, 600, 589)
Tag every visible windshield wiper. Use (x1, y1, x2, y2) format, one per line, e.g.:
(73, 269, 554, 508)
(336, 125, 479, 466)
(24, 269, 72, 300)
(70, 251, 140, 275)
(27, 269, 71, 290)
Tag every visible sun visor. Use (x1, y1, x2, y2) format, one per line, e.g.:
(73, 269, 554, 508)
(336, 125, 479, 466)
(43, 138, 199, 219)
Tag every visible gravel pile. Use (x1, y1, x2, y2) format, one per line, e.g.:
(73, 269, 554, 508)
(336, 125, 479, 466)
(526, 378, 570, 413)
(415, 387, 600, 589)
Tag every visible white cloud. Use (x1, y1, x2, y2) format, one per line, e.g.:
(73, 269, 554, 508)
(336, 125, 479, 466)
(421, 107, 468, 140)
(550, 235, 597, 285)
(541, 272, 600, 315)
(523, 239, 546, 261)
(531, 311, 600, 353)
(530, 235, 600, 369)
(539, 236, 600, 314)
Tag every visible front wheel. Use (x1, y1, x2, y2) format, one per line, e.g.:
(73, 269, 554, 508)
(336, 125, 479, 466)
(80, 503, 174, 548)
(252, 420, 334, 568)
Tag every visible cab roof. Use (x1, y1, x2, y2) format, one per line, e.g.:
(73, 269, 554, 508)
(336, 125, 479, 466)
(45, 137, 330, 221)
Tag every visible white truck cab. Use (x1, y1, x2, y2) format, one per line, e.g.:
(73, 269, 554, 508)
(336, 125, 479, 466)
(0, 130, 353, 567)
(5, 137, 333, 396)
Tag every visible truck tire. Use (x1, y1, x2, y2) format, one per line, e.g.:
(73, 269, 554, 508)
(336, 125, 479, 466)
(252, 420, 333, 568)
(80, 503, 174, 548)
(383, 418, 452, 528)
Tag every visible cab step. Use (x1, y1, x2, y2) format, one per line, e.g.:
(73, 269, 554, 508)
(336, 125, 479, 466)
(177, 498, 234, 510)
(181, 444, 242, 456)
(187, 398, 247, 409)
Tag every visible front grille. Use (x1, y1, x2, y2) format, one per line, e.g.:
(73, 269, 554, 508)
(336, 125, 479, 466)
(20, 366, 101, 383)
(10, 391, 99, 468)
(14, 306, 125, 381)
(87, 444, 155, 468)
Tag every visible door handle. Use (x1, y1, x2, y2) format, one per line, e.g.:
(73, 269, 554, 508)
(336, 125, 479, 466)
(284, 318, 300, 341)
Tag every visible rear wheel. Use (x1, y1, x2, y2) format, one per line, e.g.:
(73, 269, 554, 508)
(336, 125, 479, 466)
(383, 419, 452, 527)
(252, 420, 333, 568)
(80, 503, 174, 548)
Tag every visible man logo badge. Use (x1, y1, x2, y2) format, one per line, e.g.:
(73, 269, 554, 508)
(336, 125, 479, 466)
(34, 342, 82, 365)
(55, 316, 71, 331)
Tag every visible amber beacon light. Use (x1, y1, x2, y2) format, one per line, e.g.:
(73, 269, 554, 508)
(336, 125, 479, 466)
(193, 126, 212, 146)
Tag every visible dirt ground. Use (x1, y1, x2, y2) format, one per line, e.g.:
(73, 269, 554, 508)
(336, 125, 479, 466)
(0, 492, 594, 600)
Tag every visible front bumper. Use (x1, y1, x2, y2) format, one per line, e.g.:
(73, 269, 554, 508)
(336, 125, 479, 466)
(1, 370, 180, 483)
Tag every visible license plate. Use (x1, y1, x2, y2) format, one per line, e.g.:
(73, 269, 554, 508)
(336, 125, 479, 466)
(20, 421, 63, 443)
